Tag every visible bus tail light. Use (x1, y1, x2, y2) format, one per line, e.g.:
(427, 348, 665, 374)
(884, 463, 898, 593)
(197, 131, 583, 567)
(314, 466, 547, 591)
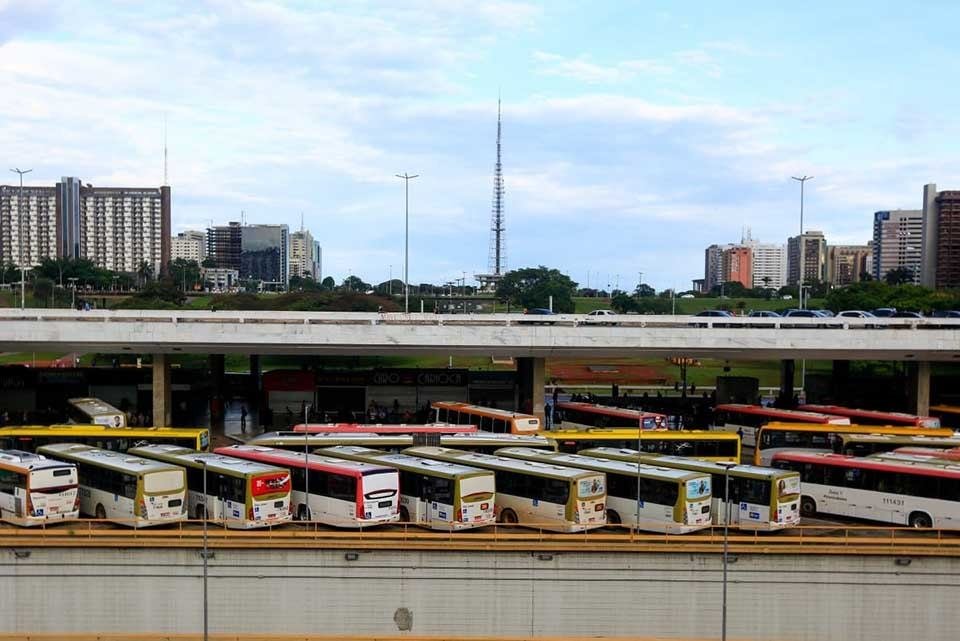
(139, 500, 148, 517)
(248, 506, 254, 521)
(26, 494, 34, 516)
(73, 493, 80, 511)
(455, 508, 462, 521)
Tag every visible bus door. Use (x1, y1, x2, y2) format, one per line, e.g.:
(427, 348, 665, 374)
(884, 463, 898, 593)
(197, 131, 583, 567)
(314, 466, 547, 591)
(422, 476, 453, 524)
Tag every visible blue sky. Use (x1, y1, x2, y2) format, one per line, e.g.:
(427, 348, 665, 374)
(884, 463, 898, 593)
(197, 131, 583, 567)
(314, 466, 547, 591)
(3, 1, 960, 290)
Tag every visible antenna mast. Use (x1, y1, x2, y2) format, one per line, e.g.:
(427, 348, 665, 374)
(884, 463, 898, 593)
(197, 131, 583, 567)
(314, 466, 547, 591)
(487, 96, 506, 275)
(163, 114, 169, 186)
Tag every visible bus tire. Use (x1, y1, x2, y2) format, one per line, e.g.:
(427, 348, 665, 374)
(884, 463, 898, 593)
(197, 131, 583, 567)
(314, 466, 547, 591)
(297, 504, 310, 521)
(800, 496, 817, 517)
(498, 508, 519, 525)
(95, 504, 106, 520)
(909, 512, 933, 528)
(606, 510, 621, 525)
(399, 506, 410, 522)
(196, 505, 206, 520)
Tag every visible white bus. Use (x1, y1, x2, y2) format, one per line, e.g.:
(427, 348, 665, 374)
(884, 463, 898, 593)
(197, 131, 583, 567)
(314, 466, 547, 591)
(248, 430, 553, 454)
(0, 450, 79, 526)
(215, 444, 400, 528)
(67, 397, 127, 427)
(129, 445, 292, 529)
(37, 443, 186, 527)
(319, 445, 496, 531)
(771, 450, 960, 528)
(405, 446, 606, 533)
(495, 447, 712, 533)
(583, 448, 802, 531)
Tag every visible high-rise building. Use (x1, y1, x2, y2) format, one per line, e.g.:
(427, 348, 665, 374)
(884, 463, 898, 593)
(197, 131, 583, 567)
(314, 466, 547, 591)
(289, 230, 317, 281)
(0, 177, 170, 275)
(206, 222, 242, 271)
(872, 209, 923, 283)
(748, 243, 787, 289)
(313, 240, 322, 281)
(787, 231, 827, 286)
(722, 246, 752, 288)
(240, 224, 289, 290)
(703, 244, 731, 291)
(171, 230, 206, 264)
(828, 244, 872, 286)
(921, 184, 960, 289)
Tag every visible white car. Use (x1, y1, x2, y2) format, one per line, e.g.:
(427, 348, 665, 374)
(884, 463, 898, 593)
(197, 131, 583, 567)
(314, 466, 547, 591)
(581, 309, 619, 326)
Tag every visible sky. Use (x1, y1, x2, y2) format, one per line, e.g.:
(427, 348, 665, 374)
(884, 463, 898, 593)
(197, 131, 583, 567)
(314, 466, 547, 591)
(3, 0, 960, 291)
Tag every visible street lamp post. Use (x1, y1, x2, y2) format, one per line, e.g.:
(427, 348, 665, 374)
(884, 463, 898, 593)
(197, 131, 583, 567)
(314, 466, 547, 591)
(720, 462, 736, 641)
(791, 175, 813, 310)
(303, 403, 311, 521)
(68, 277, 78, 309)
(10, 168, 33, 309)
(201, 459, 209, 641)
(395, 173, 419, 314)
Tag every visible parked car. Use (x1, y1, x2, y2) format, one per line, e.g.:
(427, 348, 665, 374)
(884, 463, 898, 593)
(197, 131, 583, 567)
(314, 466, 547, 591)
(747, 310, 780, 318)
(695, 310, 734, 317)
(519, 308, 557, 325)
(581, 309, 619, 326)
(871, 308, 897, 317)
(892, 310, 923, 319)
(837, 310, 875, 318)
(782, 309, 823, 318)
(930, 310, 960, 318)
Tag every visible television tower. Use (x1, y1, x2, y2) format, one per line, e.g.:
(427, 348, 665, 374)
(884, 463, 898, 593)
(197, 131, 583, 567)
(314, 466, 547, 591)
(487, 98, 506, 275)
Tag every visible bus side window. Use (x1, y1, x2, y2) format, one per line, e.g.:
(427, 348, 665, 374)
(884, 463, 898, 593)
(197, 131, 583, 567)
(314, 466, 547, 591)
(0, 469, 20, 495)
(492, 418, 506, 434)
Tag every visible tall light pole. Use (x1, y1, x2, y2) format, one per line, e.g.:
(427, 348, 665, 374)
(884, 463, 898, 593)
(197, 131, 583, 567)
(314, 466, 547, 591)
(395, 173, 419, 313)
(720, 462, 736, 641)
(791, 176, 813, 310)
(303, 402, 311, 521)
(68, 277, 78, 309)
(10, 168, 32, 309)
(201, 459, 209, 641)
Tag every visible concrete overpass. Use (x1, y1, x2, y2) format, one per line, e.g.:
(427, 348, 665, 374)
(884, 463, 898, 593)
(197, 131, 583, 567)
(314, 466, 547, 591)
(1, 309, 957, 422)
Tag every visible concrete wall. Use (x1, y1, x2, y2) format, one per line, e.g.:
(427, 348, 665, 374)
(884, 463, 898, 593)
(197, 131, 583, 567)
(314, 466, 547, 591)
(3, 548, 958, 640)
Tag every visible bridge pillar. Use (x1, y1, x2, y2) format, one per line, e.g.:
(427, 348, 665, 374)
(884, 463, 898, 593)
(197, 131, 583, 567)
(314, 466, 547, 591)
(517, 357, 546, 421)
(778, 360, 795, 408)
(152, 354, 172, 427)
(913, 361, 931, 416)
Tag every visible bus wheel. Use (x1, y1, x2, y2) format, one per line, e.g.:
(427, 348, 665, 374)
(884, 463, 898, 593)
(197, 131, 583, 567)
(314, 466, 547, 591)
(606, 510, 621, 525)
(498, 509, 518, 525)
(909, 512, 933, 528)
(297, 505, 309, 521)
(800, 497, 817, 517)
(95, 504, 106, 520)
(399, 506, 410, 522)
(195, 505, 207, 520)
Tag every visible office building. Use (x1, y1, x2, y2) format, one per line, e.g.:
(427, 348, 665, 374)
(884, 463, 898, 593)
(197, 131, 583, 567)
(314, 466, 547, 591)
(289, 229, 319, 281)
(787, 230, 827, 286)
(0, 177, 170, 275)
(722, 246, 752, 288)
(828, 244, 872, 286)
(921, 184, 960, 289)
(873, 209, 923, 283)
(202, 267, 239, 292)
(206, 222, 242, 271)
(240, 224, 289, 290)
(171, 230, 206, 263)
(748, 242, 787, 290)
(703, 244, 732, 291)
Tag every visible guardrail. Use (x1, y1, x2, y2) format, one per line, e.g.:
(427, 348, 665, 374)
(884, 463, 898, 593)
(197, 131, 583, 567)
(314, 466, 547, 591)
(1, 308, 959, 330)
(3, 520, 959, 556)
(0, 634, 701, 641)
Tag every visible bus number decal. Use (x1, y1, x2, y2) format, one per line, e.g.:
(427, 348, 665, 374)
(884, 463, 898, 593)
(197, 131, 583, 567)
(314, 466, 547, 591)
(882, 497, 905, 506)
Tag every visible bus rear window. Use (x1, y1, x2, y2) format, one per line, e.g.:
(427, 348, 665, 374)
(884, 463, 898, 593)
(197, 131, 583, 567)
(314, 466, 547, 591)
(53, 468, 74, 477)
(143, 470, 184, 494)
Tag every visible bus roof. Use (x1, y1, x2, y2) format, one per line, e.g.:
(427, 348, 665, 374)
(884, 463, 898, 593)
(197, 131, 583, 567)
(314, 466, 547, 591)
(798, 404, 938, 426)
(430, 401, 539, 421)
(893, 447, 960, 460)
(772, 450, 960, 479)
(405, 446, 604, 481)
(441, 433, 552, 447)
(581, 447, 794, 480)
(841, 433, 960, 445)
(318, 446, 492, 478)
(292, 422, 476, 434)
(0, 425, 208, 437)
(495, 447, 705, 482)
(249, 432, 414, 447)
(545, 428, 738, 441)
(0, 449, 75, 472)
(930, 404, 960, 415)
(128, 444, 287, 476)
(555, 402, 667, 421)
(214, 444, 396, 476)
(715, 404, 851, 424)
(761, 423, 955, 437)
(36, 443, 183, 475)
(68, 397, 125, 422)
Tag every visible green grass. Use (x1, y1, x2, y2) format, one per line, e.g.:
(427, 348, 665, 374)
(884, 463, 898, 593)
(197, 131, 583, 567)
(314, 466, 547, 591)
(0, 352, 69, 365)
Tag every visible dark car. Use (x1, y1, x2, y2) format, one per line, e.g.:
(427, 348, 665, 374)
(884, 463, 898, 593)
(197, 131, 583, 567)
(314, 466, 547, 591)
(695, 310, 734, 317)
(871, 308, 897, 318)
(930, 310, 960, 318)
(519, 308, 557, 325)
(892, 310, 923, 319)
(782, 309, 822, 318)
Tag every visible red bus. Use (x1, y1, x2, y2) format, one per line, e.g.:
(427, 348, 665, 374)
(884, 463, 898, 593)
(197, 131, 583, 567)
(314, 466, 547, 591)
(214, 444, 399, 528)
(713, 404, 850, 448)
(892, 447, 960, 461)
(798, 404, 941, 428)
(291, 423, 477, 435)
(554, 402, 668, 431)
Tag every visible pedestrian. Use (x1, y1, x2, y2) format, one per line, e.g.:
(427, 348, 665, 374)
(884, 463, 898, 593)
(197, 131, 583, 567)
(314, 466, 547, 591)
(690, 383, 697, 395)
(241, 406, 248, 431)
(545, 402, 553, 429)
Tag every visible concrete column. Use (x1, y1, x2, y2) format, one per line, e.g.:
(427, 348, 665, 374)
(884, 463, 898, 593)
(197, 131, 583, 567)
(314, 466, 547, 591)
(152, 354, 171, 427)
(778, 359, 795, 408)
(915, 361, 931, 416)
(517, 357, 546, 421)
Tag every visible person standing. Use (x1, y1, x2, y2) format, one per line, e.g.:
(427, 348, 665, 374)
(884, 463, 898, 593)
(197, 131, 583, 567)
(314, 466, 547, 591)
(241, 406, 248, 431)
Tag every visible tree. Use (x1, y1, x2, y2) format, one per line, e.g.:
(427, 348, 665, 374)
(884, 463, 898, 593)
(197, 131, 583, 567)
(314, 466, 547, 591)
(634, 283, 656, 298)
(169, 259, 202, 291)
(201, 257, 217, 269)
(884, 267, 914, 285)
(341, 275, 372, 292)
(320, 276, 336, 291)
(32, 277, 54, 306)
(137, 261, 155, 288)
(496, 266, 578, 313)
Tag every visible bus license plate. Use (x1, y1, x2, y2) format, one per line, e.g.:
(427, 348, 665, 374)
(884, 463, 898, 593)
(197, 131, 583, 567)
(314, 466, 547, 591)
(378, 501, 392, 508)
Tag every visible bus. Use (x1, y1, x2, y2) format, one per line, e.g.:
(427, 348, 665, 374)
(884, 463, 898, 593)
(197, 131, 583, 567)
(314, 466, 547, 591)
(405, 446, 606, 533)
(293, 423, 477, 435)
(128, 445, 292, 529)
(930, 404, 960, 429)
(66, 397, 126, 427)
(798, 404, 941, 428)
(318, 445, 496, 530)
(582, 448, 801, 531)
(712, 404, 851, 448)
(0, 425, 210, 453)
(839, 433, 960, 458)
(545, 429, 740, 462)
(495, 447, 712, 533)
(36, 444, 186, 527)
(890, 447, 960, 461)
(771, 450, 960, 528)
(247, 431, 554, 454)
(431, 402, 540, 434)
(754, 423, 957, 466)
(0, 450, 79, 526)
(554, 402, 668, 431)
(214, 444, 399, 528)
